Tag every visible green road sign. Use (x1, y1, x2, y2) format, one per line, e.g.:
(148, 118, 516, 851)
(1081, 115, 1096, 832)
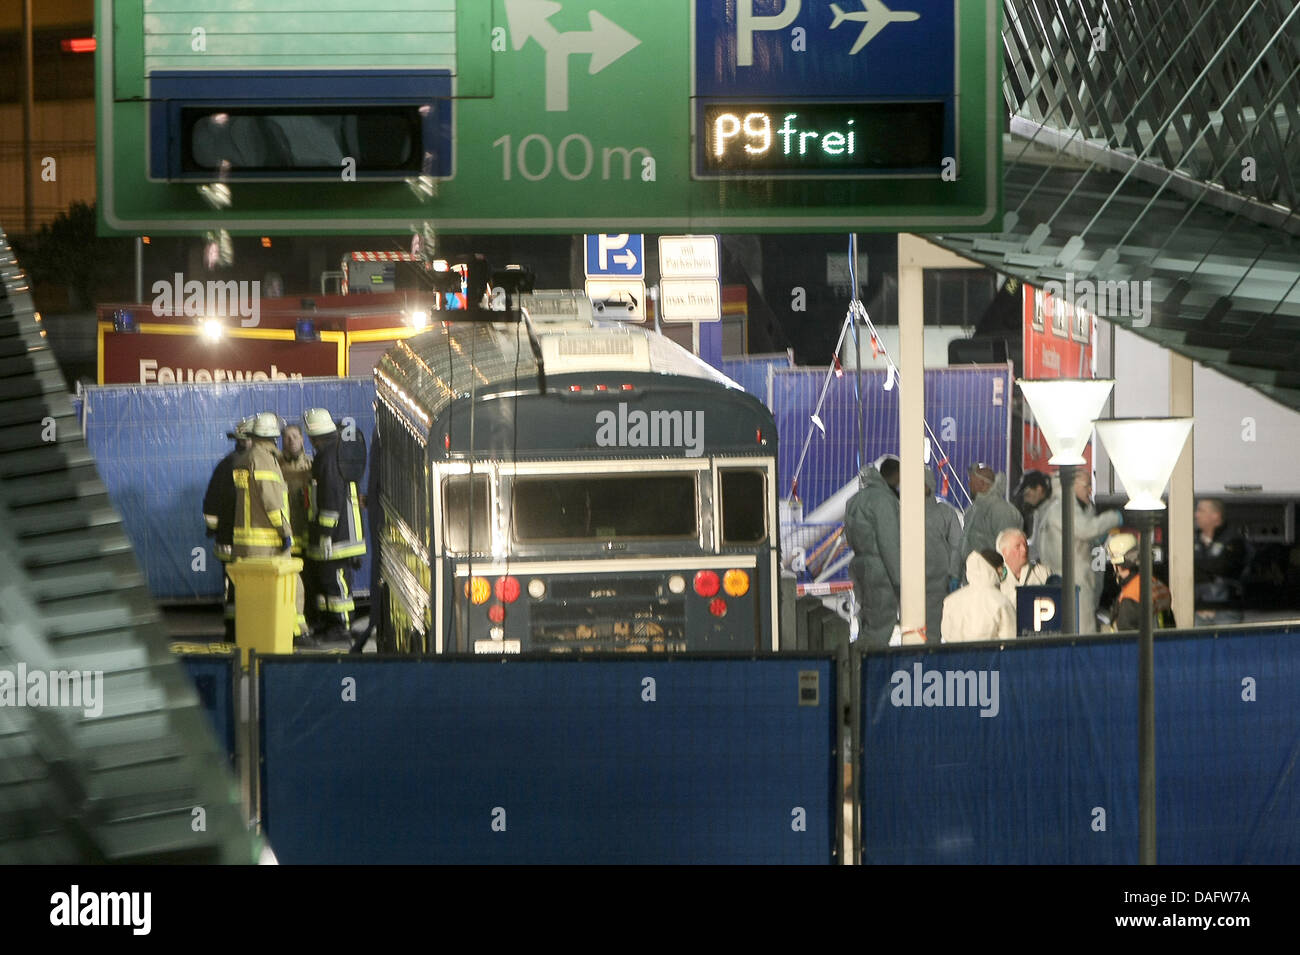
(97, 0, 999, 235)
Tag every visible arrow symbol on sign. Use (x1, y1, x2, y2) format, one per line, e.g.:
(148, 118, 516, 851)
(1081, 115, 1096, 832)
(611, 249, 638, 270)
(505, 0, 641, 112)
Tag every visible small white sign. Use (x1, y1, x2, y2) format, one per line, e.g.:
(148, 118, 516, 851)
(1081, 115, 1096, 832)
(584, 278, 647, 321)
(660, 278, 721, 322)
(659, 235, 720, 278)
(473, 639, 521, 654)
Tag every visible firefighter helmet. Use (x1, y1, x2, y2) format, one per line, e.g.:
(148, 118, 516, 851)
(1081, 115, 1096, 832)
(252, 412, 283, 438)
(1107, 531, 1140, 569)
(303, 407, 337, 437)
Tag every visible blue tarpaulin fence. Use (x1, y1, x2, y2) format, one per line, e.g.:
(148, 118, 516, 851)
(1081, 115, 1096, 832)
(772, 364, 1011, 515)
(80, 379, 375, 599)
(258, 656, 838, 864)
(860, 625, 1300, 864)
(178, 652, 239, 768)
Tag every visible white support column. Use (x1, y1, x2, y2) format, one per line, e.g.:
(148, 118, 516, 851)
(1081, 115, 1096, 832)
(894, 236, 985, 641)
(897, 237, 927, 640)
(1169, 352, 1195, 628)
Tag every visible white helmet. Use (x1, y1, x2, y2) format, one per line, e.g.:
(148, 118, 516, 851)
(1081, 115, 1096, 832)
(303, 407, 336, 437)
(252, 411, 283, 438)
(1107, 531, 1139, 568)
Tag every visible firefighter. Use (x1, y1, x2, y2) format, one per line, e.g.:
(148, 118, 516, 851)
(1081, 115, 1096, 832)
(278, 423, 314, 628)
(202, 415, 253, 641)
(303, 407, 367, 643)
(232, 412, 307, 643)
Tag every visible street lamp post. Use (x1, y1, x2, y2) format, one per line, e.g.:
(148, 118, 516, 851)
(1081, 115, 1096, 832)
(1095, 417, 1195, 866)
(1016, 379, 1115, 635)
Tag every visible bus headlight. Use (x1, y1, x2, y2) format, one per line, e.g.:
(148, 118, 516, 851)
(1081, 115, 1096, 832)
(723, 569, 750, 597)
(465, 576, 491, 604)
(495, 576, 521, 603)
(693, 570, 720, 597)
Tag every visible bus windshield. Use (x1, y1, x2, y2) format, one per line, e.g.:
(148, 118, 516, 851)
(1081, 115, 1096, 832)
(512, 474, 697, 542)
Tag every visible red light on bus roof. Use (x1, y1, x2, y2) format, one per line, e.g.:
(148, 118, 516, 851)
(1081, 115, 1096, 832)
(620, 384, 635, 391)
(61, 38, 96, 53)
(568, 384, 582, 392)
(443, 433, 450, 450)
(595, 384, 608, 391)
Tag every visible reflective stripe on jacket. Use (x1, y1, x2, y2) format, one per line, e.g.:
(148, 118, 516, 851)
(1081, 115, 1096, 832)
(232, 442, 290, 551)
(307, 433, 367, 561)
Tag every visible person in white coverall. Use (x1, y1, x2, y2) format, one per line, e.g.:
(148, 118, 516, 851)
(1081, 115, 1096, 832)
(1030, 470, 1122, 633)
(924, 468, 964, 644)
(942, 549, 1017, 643)
(997, 526, 1050, 614)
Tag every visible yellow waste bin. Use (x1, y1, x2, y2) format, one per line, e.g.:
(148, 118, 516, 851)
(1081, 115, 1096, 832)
(225, 556, 303, 665)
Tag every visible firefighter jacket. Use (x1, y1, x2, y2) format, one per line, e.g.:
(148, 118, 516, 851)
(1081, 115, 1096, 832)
(202, 446, 241, 562)
(232, 440, 292, 553)
(307, 433, 367, 561)
(277, 449, 313, 553)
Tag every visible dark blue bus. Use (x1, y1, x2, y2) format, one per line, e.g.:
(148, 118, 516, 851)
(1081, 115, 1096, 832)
(372, 292, 779, 654)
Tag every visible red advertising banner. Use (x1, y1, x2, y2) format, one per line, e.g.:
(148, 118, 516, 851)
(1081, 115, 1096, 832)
(1022, 283, 1096, 472)
(100, 327, 342, 385)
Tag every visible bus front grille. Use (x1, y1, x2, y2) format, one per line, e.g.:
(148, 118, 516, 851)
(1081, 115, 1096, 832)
(529, 597, 687, 652)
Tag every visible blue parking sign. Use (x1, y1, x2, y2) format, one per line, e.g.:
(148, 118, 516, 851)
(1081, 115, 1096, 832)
(584, 234, 645, 278)
(693, 0, 956, 99)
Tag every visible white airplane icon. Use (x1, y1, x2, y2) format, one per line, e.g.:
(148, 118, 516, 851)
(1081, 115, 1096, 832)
(830, 0, 921, 55)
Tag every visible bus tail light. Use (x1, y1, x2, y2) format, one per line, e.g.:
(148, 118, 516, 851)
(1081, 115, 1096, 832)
(708, 598, 727, 617)
(465, 576, 491, 605)
(495, 576, 521, 603)
(487, 604, 506, 624)
(693, 570, 720, 597)
(723, 569, 750, 597)
(667, 574, 686, 595)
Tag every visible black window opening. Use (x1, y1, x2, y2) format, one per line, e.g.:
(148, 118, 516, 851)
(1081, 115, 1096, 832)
(443, 474, 490, 553)
(719, 470, 767, 545)
(512, 475, 698, 542)
(182, 106, 422, 174)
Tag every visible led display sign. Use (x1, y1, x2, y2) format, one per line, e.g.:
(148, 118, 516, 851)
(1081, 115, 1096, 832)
(697, 101, 947, 178)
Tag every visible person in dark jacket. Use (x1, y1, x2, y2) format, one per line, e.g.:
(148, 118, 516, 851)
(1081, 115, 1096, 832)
(1105, 532, 1175, 631)
(1013, 469, 1051, 537)
(844, 458, 901, 649)
(303, 408, 368, 642)
(1193, 498, 1248, 625)
(202, 416, 253, 640)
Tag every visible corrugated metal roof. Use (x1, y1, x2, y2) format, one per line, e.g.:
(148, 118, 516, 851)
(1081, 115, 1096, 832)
(930, 0, 1300, 409)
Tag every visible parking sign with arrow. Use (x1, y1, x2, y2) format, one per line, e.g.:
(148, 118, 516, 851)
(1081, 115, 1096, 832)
(585, 234, 644, 277)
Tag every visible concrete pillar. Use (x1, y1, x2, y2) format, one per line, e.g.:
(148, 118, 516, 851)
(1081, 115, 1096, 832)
(896, 235, 986, 642)
(897, 237, 927, 639)
(1169, 352, 1195, 627)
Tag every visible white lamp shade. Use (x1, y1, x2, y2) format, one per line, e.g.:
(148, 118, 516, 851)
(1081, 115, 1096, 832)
(1095, 418, 1194, 510)
(1017, 379, 1115, 465)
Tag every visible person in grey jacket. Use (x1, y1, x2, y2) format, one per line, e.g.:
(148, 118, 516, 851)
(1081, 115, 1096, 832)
(924, 468, 964, 643)
(844, 460, 901, 649)
(1031, 469, 1122, 633)
(960, 464, 1023, 574)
